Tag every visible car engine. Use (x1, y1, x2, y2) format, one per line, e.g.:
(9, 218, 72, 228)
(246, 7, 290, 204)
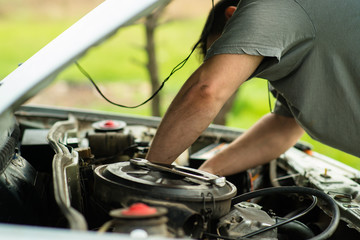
(1, 106, 360, 239)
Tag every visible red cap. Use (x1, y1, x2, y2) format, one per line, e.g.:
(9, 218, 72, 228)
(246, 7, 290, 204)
(121, 203, 157, 216)
(103, 120, 117, 127)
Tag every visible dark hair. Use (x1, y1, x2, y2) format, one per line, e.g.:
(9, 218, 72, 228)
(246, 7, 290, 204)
(197, 0, 240, 58)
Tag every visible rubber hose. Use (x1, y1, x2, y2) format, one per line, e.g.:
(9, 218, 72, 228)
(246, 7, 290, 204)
(277, 217, 315, 239)
(231, 186, 340, 240)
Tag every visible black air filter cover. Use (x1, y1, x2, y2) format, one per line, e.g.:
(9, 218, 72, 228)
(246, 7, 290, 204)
(94, 160, 236, 218)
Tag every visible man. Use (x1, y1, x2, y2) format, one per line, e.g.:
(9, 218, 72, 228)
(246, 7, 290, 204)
(146, 0, 360, 176)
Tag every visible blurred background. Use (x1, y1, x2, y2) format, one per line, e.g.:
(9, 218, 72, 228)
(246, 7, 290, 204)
(1, 0, 359, 169)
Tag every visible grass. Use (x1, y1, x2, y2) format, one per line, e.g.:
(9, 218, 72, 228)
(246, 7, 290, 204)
(1, 14, 359, 170)
(0, 18, 75, 78)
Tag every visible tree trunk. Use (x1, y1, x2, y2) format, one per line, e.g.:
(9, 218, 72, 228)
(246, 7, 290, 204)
(145, 7, 166, 117)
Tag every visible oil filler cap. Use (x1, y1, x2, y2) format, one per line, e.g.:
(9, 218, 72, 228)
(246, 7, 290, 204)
(92, 120, 126, 132)
(122, 203, 157, 216)
(110, 203, 167, 219)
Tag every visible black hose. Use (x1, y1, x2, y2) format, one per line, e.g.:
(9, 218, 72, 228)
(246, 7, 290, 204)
(276, 218, 315, 239)
(231, 186, 340, 240)
(240, 195, 317, 238)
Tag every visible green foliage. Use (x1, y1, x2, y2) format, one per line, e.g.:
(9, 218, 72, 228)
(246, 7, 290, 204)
(0, 18, 73, 78)
(1, 15, 359, 169)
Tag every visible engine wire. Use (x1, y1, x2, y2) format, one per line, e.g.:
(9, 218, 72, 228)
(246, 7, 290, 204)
(75, 0, 215, 109)
(75, 42, 197, 109)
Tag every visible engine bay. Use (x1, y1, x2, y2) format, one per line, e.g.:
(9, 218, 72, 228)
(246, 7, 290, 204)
(1, 106, 360, 239)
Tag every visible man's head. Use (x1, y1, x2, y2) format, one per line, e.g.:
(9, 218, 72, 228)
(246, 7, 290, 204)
(197, 0, 240, 58)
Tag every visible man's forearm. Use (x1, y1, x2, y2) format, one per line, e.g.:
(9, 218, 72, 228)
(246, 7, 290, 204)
(146, 54, 264, 164)
(199, 113, 304, 176)
(146, 63, 226, 164)
(145, 87, 222, 164)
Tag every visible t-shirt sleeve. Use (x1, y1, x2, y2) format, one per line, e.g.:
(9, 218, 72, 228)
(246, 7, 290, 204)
(205, 0, 315, 81)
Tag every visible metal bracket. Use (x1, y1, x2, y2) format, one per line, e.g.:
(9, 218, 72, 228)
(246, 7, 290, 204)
(130, 158, 226, 187)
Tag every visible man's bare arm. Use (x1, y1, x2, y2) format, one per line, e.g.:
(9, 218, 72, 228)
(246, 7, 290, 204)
(199, 113, 304, 176)
(146, 54, 263, 164)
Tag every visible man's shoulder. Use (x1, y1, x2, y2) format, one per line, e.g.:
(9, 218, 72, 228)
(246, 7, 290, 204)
(208, 0, 314, 59)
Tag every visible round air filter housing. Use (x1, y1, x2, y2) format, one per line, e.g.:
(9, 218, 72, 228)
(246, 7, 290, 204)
(94, 159, 237, 219)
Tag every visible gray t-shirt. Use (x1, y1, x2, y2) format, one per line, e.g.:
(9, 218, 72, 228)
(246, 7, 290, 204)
(206, 0, 360, 157)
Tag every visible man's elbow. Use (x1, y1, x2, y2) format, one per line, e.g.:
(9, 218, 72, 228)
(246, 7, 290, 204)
(187, 77, 225, 104)
(198, 83, 217, 99)
(179, 65, 233, 109)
